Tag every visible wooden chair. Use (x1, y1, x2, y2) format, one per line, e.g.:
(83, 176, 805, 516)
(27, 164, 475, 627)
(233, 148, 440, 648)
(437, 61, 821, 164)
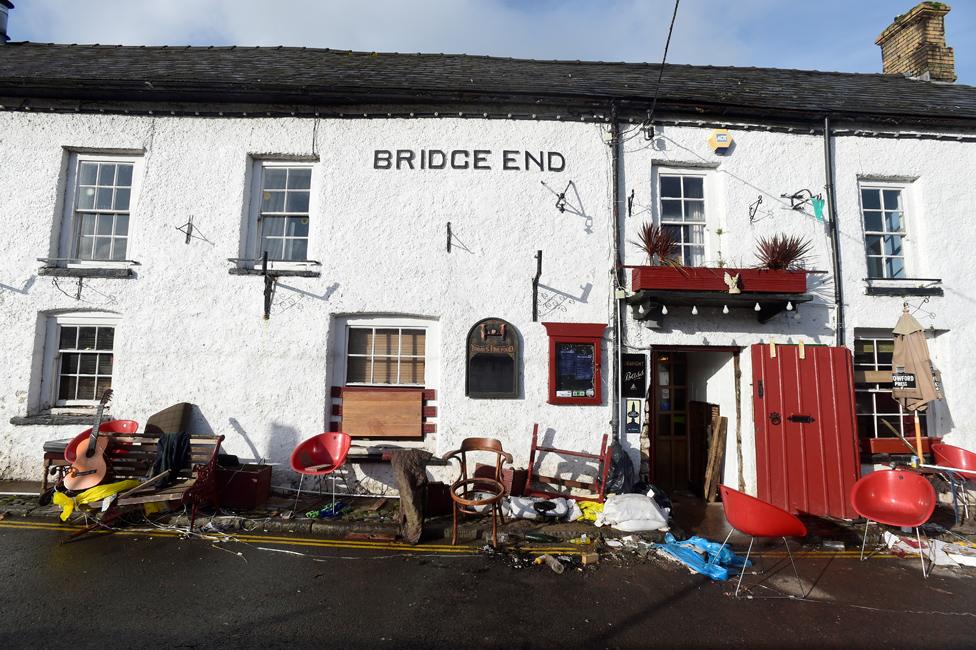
(442, 438, 512, 546)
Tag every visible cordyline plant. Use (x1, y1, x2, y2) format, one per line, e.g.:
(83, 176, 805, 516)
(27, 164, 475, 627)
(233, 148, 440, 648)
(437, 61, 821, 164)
(755, 234, 812, 270)
(635, 222, 680, 266)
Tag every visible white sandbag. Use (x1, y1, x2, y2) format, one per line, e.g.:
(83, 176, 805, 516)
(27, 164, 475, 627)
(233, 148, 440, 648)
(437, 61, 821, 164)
(613, 518, 669, 533)
(595, 493, 668, 530)
(503, 496, 572, 520)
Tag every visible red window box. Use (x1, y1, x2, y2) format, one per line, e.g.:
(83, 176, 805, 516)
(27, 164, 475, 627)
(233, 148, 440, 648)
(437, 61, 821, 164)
(631, 266, 808, 294)
(543, 322, 606, 406)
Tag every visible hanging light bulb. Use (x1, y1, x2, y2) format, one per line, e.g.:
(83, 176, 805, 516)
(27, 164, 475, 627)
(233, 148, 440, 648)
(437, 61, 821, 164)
(786, 301, 794, 311)
(754, 302, 761, 312)
(661, 305, 668, 315)
(637, 304, 645, 315)
(722, 304, 730, 315)
(691, 305, 699, 316)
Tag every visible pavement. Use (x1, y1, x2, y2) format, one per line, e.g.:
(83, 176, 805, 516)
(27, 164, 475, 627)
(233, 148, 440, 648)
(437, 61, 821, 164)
(1, 516, 975, 649)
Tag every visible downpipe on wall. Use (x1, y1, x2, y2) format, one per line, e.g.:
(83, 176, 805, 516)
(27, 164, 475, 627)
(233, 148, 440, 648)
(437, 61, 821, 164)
(610, 106, 623, 443)
(823, 115, 846, 347)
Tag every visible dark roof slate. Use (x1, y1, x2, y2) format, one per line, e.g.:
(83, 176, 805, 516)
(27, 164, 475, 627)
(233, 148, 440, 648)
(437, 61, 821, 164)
(1, 43, 976, 123)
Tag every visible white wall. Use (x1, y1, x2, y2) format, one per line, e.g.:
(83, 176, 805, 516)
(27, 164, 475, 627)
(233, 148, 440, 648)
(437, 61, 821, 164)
(0, 113, 615, 480)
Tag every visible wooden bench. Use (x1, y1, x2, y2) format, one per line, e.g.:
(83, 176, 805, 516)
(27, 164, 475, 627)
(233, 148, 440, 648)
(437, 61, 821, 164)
(65, 432, 224, 542)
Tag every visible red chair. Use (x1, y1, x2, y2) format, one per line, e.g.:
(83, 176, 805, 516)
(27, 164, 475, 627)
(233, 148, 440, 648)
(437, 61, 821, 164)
(64, 419, 140, 463)
(932, 443, 976, 522)
(718, 485, 808, 597)
(290, 432, 352, 513)
(850, 469, 936, 577)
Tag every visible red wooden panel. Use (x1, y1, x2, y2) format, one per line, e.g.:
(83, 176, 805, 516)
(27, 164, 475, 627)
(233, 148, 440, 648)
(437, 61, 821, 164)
(752, 344, 860, 519)
(331, 404, 342, 416)
(423, 389, 437, 401)
(423, 406, 437, 418)
(632, 267, 808, 293)
(422, 423, 436, 434)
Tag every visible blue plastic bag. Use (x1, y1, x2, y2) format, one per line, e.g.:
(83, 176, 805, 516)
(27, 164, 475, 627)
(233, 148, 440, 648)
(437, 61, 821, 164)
(655, 533, 751, 581)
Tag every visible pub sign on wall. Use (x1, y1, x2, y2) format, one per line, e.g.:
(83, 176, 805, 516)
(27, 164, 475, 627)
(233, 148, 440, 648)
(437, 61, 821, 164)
(466, 318, 520, 399)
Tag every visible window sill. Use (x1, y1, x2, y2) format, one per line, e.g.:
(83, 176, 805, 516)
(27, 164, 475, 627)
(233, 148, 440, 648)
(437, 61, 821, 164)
(228, 268, 321, 278)
(10, 413, 103, 426)
(863, 279, 943, 297)
(39, 266, 135, 279)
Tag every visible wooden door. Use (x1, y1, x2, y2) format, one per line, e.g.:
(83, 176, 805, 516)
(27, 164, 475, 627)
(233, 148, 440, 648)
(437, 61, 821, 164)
(751, 344, 861, 519)
(652, 351, 689, 493)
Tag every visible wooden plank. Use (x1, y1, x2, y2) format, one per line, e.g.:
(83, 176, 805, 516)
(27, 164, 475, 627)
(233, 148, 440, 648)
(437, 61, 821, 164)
(341, 389, 423, 438)
(703, 416, 728, 503)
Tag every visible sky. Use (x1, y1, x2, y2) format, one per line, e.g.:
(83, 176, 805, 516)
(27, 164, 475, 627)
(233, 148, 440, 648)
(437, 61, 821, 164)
(5, 0, 975, 85)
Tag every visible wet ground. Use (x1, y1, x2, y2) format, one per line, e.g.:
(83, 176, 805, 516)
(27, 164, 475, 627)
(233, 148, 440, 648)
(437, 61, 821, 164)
(1, 517, 975, 649)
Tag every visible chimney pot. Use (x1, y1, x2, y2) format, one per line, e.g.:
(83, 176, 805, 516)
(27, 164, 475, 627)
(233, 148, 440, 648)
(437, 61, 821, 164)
(877, 2, 956, 82)
(0, 1, 12, 44)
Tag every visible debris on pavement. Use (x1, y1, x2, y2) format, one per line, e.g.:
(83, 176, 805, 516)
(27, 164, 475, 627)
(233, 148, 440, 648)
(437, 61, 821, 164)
(594, 493, 669, 532)
(535, 554, 566, 574)
(654, 533, 751, 581)
(883, 531, 976, 568)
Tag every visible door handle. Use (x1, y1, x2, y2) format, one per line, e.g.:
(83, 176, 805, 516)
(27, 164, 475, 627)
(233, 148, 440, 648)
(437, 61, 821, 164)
(769, 411, 781, 425)
(788, 414, 815, 424)
(757, 380, 764, 399)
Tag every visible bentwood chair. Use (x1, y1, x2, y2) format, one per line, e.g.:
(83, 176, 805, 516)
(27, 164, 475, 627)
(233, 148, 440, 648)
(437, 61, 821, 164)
(442, 438, 513, 547)
(717, 485, 808, 597)
(290, 432, 352, 513)
(850, 468, 936, 577)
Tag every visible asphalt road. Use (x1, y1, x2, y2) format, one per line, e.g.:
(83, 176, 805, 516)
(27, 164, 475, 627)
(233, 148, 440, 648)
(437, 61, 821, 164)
(1, 519, 974, 649)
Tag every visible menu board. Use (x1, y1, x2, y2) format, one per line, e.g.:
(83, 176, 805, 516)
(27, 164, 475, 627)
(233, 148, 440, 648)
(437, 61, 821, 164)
(555, 342, 595, 398)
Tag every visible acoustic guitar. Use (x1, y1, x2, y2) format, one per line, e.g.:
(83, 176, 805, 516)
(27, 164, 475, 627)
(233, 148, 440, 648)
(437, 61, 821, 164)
(62, 389, 113, 491)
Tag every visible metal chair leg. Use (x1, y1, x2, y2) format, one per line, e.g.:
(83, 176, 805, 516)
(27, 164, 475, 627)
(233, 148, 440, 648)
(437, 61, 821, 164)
(734, 537, 754, 598)
(783, 537, 803, 597)
(711, 528, 735, 566)
(859, 520, 871, 561)
(331, 472, 337, 512)
(293, 473, 305, 512)
(915, 527, 929, 578)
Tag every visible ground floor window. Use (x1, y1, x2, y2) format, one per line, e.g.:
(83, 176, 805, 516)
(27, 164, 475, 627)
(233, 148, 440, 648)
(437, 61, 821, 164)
(854, 336, 927, 441)
(345, 326, 426, 385)
(42, 312, 119, 408)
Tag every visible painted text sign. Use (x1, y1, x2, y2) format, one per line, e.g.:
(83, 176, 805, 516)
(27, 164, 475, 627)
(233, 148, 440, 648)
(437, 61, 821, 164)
(374, 149, 565, 171)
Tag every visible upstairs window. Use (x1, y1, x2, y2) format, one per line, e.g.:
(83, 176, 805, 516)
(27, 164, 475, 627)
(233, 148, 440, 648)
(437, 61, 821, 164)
(659, 174, 706, 266)
(254, 162, 312, 262)
(860, 187, 907, 279)
(65, 155, 138, 263)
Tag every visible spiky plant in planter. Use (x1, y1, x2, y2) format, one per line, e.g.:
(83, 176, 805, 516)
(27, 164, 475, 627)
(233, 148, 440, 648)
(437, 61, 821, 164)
(635, 222, 680, 266)
(755, 234, 812, 271)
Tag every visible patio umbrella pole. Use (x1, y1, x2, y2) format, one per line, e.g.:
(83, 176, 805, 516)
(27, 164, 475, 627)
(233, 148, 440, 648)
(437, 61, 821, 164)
(913, 411, 924, 463)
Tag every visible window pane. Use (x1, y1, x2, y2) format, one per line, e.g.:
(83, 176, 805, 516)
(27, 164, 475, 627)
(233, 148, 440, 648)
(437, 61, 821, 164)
(862, 211, 882, 232)
(97, 354, 114, 375)
(875, 392, 901, 414)
(111, 238, 127, 261)
(79, 354, 98, 375)
(114, 188, 131, 211)
(886, 257, 906, 279)
(94, 237, 111, 260)
(661, 199, 682, 219)
(262, 190, 286, 213)
(97, 163, 116, 186)
(59, 326, 77, 350)
(96, 328, 114, 350)
(373, 329, 399, 355)
(346, 356, 370, 383)
(80, 214, 96, 236)
(263, 168, 287, 190)
(882, 190, 902, 210)
(857, 415, 875, 438)
(684, 200, 705, 222)
(401, 329, 426, 356)
(861, 189, 881, 210)
(58, 376, 77, 401)
(373, 357, 395, 383)
(348, 328, 371, 355)
(686, 224, 705, 244)
(865, 235, 882, 255)
(877, 416, 901, 437)
(286, 191, 310, 213)
(683, 177, 704, 199)
(883, 235, 903, 256)
(399, 359, 425, 384)
(96, 378, 112, 396)
(77, 187, 96, 210)
(114, 215, 129, 237)
(855, 391, 874, 413)
(876, 340, 894, 365)
(262, 216, 285, 237)
(96, 214, 114, 235)
(78, 235, 95, 259)
(78, 327, 97, 350)
(684, 246, 704, 266)
(284, 238, 307, 262)
(866, 256, 884, 279)
(288, 168, 312, 189)
(61, 353, 79, 374)
(79, 162, 98, 186)
(116, 164, 133, 187)
(854, 339, 875, 366)
(77, 377, 97, 401)
(884, 211, 903, 232)
(96, 187, 113, 210)
(286, 217, 309, 238)
(261, 237, 284, 260)
(660, 176, 681, 198)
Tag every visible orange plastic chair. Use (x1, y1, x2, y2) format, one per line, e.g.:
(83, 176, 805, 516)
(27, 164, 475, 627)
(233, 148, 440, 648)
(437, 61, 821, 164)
(64, 419, 140, 463)
(290, 432, 352, 512)
(718, 485, 808, 597)
(850, 468, 936, 577)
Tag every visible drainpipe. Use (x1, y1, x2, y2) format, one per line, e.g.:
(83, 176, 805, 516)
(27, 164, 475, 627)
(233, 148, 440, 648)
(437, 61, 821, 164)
(823, 115, 846, 347)
(610, 104, 623, 441)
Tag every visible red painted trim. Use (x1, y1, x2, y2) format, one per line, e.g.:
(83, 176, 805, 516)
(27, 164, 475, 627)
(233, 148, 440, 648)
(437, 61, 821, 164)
(543, 323, 606, 406)
(632, 266, 808, 294)
(866, 437, 940, 454)
(328, 420, 340, 432)
(331, 404, 342, 416)
(330, 386, 342, 398)
(422, 423, 436, 434)
(423, 389, 437, 401)
(423, 406, 437, 418)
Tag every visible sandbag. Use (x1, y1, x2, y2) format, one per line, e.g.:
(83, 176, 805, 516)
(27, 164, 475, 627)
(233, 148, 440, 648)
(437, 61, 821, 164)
(595, 493, 668, 531)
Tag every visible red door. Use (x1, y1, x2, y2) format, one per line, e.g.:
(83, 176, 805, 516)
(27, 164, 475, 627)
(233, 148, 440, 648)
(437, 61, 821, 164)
(752, 344, 860, 519)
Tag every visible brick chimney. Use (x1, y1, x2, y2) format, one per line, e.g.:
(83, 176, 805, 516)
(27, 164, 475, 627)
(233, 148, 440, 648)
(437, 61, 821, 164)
(0, 1, 13, 44)
(876, 2, 956, 82)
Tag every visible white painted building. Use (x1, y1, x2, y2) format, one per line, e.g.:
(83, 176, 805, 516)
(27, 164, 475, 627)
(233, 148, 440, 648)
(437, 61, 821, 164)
(0, 3, 974, 515)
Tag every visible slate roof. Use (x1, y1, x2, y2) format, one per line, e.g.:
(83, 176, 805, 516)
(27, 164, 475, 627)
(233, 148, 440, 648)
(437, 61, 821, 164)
(1, 42, 976, 124)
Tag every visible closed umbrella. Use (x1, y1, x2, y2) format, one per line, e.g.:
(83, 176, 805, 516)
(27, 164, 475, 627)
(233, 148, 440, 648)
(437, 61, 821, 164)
(891, 307, 943, 459)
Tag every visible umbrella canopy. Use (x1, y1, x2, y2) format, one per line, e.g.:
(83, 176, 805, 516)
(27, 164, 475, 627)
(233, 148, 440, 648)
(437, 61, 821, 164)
(891, 310, 943, 412)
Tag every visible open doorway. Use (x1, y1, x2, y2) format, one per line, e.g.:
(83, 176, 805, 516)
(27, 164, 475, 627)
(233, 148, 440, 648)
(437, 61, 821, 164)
(649, 346, 740, 500)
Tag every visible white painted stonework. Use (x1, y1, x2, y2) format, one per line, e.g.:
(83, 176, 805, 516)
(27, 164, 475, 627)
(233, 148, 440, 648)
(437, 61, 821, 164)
(1, 110, 974, 497)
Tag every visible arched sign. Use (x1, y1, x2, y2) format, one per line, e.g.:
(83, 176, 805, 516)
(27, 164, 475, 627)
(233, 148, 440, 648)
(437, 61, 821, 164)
(465, 318, 520, 399)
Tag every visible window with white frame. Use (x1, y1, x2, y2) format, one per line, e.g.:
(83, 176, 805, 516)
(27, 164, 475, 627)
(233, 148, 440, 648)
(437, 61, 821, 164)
(659, 174, 706, 266)
(66, 155, 138, 262)
(44, 313, 119, 407)
(345, 327, 426, 386)
(854, 336, 927, 441)
(253, 162, 312, 262)
(860, 186, 907, 279)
